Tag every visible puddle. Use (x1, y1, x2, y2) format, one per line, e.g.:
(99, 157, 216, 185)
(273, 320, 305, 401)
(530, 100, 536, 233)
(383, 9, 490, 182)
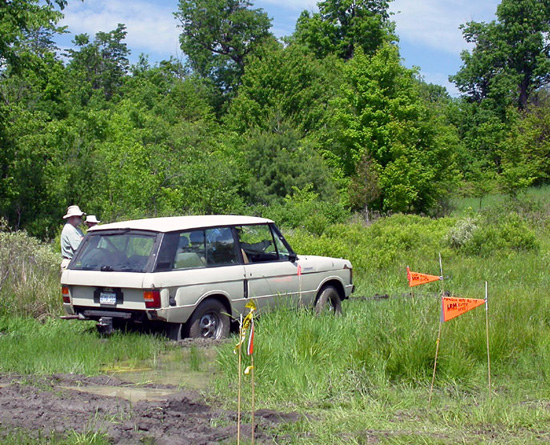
(61, 385, 179, 403)
(105, 346, 219, 394)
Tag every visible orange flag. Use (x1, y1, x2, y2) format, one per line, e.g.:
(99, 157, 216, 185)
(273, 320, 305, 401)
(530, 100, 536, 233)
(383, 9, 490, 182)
(441, 297, 485, 322)
(407, 266, 442, 287)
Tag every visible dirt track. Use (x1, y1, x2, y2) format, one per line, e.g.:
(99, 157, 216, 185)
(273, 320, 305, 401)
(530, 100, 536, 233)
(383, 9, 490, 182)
(0, 373, 301, 444)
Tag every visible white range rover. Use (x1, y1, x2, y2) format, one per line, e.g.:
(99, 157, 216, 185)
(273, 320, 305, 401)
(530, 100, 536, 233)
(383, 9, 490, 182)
(61, 215, 354, 340)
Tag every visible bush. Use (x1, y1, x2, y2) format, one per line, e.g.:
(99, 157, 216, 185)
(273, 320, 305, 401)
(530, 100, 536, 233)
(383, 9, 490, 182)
(446, 213, 538, 256)
(0, 220, 62, 318)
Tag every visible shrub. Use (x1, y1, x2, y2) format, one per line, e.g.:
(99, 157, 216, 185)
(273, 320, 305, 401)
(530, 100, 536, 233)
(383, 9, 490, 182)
(0, 220, 62, 318)
(447, 213, 538, 256)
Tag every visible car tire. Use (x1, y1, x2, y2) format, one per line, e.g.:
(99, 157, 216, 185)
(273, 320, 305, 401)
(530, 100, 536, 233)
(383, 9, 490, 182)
(315, 285, 342, 315)
(186, 299, 230, 339)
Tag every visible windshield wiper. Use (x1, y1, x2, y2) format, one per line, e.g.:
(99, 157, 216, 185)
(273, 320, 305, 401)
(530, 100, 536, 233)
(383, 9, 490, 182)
(100, 265, 114, 271)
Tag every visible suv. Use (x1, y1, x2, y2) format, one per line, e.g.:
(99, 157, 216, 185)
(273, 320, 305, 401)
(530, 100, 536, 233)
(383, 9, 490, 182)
(61, 215, 354, 339)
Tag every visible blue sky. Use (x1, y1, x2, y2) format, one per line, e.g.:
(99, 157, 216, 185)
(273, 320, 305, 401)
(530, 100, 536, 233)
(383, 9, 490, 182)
(57, 0, 501, 96)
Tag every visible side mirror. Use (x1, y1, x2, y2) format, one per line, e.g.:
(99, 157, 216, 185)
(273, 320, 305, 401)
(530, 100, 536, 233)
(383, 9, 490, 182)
(289, 252, 297, 262)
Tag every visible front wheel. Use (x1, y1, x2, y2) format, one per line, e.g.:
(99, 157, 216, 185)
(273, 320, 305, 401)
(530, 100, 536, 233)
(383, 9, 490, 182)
(315, 286, 342, 315)
(186, 299, 230, 339)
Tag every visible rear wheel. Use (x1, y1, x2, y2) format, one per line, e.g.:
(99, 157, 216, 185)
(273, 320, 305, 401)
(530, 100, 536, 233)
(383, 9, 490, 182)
(315, 285, 342, 315)
(186, 299, 230, 339)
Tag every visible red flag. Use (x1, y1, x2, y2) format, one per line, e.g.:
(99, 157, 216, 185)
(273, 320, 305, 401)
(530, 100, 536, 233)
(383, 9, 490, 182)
(247, 318, 254, 355)
(297, 264, 302, 276)
(407, 266, 442, 287)
(441, 297, 485, 322)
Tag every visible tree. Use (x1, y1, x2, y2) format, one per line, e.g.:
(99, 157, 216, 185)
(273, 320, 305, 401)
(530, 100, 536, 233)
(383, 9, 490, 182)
(66, 24, 130, 102)
(175, 0, 273, 97)
(292, 0, 395, 60)
(237, 120, 338, 206)
(451, 0, 550, 111)
(225, 41, 341, 134)
(0, 0, 66, 71)
(500, 95, 550, 196)
(327, 44, 457, 214)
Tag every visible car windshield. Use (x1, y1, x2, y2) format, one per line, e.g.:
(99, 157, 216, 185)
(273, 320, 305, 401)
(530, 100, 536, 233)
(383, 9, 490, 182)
(72, 231, 157, 272)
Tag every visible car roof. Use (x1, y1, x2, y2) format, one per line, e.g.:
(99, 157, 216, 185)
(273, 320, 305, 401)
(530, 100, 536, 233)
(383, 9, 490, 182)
(88, 215, 274, 233)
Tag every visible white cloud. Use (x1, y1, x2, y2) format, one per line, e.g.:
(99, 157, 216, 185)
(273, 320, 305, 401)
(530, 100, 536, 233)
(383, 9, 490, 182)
(256, 0, 317, 12)
(390, 0, 498, 55)
(60, 0, 181, 61)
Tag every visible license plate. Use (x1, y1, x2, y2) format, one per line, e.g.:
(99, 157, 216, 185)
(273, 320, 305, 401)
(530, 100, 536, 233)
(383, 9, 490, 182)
(99, 292, 117, 305)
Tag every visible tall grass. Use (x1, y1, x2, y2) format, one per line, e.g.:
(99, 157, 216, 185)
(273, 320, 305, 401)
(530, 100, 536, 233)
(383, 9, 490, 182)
(0, 220, 62, 318)
(0, 316, 167, 375)
(3, 195, 550, 441)
(210, 196, 550, 441)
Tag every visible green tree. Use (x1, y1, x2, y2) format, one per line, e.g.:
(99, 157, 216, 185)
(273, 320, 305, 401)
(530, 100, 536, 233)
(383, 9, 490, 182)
(175, 0, 273, 97)
(65, 24, 130, 102)
(0, 0, 66, 71)
(451, 0, 550, 111)
(237, 120, 338, 206)
(500, 96, 550, 196)
(225, 41, 341, 134)
(327, 44, 456, 214)
(0, 0, 68, 236)
(292, 0, 395, 60)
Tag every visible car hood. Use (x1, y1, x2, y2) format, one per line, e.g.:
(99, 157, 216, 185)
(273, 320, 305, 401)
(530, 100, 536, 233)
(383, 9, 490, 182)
(297, 255, 352, 273)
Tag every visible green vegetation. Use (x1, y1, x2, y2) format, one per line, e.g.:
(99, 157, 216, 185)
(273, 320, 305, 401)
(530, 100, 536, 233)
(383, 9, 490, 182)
(2, 0, 550, 240)
(1, 191, 550, 441)
(3, 0, 550, 441)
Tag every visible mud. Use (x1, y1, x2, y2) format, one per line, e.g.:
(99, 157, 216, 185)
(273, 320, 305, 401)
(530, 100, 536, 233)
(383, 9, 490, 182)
(0, 372, 301, 444)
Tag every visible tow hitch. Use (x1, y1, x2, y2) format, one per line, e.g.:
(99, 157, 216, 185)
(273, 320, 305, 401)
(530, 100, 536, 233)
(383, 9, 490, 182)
(97, 317, 114, 335)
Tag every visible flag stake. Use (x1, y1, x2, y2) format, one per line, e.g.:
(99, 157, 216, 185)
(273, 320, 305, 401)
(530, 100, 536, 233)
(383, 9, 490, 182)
(237, 314, 243, 444)
(251, 353, 255, 444)
(439, 253, 445, 295)
(485, 281, 491, 396)
(429, 320, 442, 406)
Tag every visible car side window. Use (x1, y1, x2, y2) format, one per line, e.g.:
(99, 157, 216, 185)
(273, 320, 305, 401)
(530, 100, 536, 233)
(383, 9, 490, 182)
(237, 224, 279, 263)
(271, 226, 291, 260)
(173, 230, 206, 269)
(205, 227, 238, 266)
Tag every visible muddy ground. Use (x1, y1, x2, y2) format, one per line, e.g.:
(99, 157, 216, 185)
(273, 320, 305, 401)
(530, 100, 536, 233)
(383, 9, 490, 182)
(0, 341, 303, 444)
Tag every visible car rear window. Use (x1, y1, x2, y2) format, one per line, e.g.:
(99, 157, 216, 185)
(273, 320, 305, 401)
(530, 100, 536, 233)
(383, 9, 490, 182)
(72, 231, 157, 272)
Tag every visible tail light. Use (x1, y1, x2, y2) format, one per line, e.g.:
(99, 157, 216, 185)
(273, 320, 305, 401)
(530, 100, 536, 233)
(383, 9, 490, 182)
(144, 290, 161, 309)
(61, 286, 70, 304)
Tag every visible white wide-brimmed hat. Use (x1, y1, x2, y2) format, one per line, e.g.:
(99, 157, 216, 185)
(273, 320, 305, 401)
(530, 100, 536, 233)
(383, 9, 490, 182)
(85, 215, 100, 224)
(63, 205, 85, 219)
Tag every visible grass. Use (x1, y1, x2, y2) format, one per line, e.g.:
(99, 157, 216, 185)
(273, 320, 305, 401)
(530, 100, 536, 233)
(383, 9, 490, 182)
(2, 189, 550, 442)
(0, 317, 168, 375)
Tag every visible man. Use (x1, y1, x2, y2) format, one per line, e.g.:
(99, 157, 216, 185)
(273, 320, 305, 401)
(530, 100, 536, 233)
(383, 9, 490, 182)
(61, 205, 85, 271)
(85, 214, 100, 229)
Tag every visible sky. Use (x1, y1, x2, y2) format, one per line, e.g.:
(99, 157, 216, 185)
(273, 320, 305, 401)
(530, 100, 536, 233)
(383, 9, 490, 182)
(56, 0, 501, 96)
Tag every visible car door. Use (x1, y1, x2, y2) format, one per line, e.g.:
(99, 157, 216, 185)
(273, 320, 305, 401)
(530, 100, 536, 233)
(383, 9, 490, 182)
(237, 224, 300, 311)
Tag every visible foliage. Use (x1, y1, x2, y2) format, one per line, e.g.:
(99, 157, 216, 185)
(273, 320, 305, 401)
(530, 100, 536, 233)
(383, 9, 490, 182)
(261, 184, 348, 236)
(65, 24, 130, 101)
(225, 41, 341, 134)
(234, 123, 338, 208)
(1, 0, 550, 245)
(292, 0, 395, 60)
(326, 45, 458, 214)
(174, 0, 273, 100)
(500, 95, 550, 196)
(0, 220, 60, 319)
(445, 212, 538, 256)
(0, 0, 65, 71)
(451, 0, 550, 111)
